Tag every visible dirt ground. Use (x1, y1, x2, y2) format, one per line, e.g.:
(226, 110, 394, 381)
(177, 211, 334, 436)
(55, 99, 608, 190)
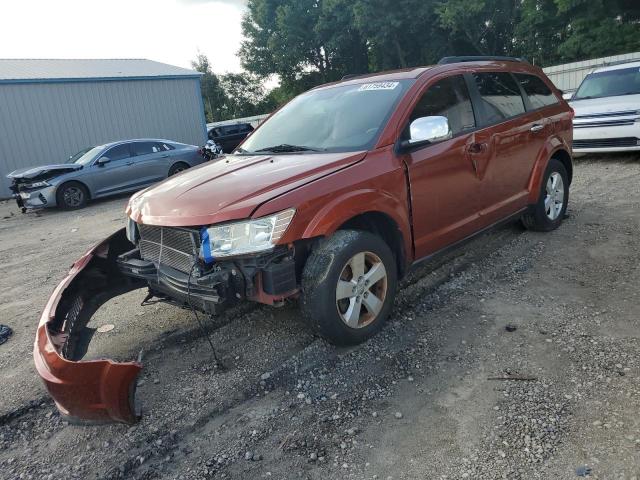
(0, 155, 639, 480)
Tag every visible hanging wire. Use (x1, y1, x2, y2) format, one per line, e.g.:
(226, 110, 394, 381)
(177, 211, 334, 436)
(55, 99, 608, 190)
(187, 261, 224, 368)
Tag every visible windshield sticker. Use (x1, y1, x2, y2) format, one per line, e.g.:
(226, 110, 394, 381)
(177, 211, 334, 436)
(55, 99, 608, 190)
(358, 82, 399, 91)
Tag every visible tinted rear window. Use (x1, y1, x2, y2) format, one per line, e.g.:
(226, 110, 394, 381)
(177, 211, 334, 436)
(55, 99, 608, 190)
(473, 72, 526, 124)
(132, 142, 161, 155)
(515, 74, 559, 109)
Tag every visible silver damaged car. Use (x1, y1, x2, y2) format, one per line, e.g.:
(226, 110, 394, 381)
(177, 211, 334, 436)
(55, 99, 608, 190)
(7, 139, 205, 211)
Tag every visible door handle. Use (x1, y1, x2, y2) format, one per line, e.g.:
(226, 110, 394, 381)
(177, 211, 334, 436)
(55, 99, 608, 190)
(530, 124, 545, 133)
(126, 161, 134, 166)
(160, 154, 169, 158)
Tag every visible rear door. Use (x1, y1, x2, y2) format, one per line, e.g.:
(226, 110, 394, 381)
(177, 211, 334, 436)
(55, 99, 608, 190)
(468, 71, 542, 223)
(401, 74, 486, 258)
(130, 141, 169, 185)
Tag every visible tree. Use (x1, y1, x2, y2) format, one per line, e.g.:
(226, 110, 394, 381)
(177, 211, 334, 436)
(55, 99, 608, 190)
(238, 0, 640, 99)
(239, 0, 369, 95)
(191, 53, 226, 122)
(219, 72, 277, 118)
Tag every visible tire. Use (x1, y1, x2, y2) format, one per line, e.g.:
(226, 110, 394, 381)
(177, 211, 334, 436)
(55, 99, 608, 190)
(301, 230, 398, 345)
(56, 181, 89, 209)
(168, 162, 190, 176)
(522, 158, 569, 232)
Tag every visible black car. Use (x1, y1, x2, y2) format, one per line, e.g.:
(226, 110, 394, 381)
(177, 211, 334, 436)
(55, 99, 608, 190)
(207, 123, 254, 153)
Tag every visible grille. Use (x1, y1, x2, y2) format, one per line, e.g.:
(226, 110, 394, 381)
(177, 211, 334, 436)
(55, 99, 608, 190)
(574, 119, 637, 129)
(573, 137, 640, 149)
(574, 110, 639, 119)
(138, 224, 200, 274)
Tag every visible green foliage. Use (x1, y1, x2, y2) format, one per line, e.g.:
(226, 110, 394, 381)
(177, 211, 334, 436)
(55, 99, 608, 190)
(230, 0, 640, 111)
(191, 53, 226, 122)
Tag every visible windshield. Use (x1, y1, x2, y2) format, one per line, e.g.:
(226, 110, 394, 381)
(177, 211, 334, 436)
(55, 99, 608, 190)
(239, 80, 412, 153)
(66, 146, 103, 165)
(573, 66, 640, 100)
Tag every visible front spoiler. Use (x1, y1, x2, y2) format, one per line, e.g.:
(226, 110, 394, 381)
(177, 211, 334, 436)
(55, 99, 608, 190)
(33, 229, 144, 424)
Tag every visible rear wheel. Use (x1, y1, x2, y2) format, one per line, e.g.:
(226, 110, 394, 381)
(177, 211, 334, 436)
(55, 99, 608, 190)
(301, 230, 397, 345)
(168, 162, 189, 176)
(56, 181, 88, 209)
(522, 158, 569, 232)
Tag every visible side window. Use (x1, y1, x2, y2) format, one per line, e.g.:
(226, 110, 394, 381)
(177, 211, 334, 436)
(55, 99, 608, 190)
(407, 75, 476, 138)
(131, 142, 158, 156)
(159, 143, 174, 151)
(225, 125, 240, 135)
(514, 73, 559, 109)
(103, 144, 131, 162)
(473, 72, 526, 124)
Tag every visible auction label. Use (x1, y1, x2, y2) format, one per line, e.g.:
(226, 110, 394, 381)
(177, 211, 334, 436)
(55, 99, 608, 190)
(358, 82, 399, 91)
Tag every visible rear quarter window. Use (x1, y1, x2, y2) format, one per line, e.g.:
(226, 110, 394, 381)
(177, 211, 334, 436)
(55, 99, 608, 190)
(515, 73, 559, 109)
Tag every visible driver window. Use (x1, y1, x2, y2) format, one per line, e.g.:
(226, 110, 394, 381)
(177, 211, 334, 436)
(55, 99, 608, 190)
(407, 75, 476, 139)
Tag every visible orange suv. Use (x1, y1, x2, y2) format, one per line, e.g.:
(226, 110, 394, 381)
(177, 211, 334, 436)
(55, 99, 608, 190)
(35, 56, 573, 423)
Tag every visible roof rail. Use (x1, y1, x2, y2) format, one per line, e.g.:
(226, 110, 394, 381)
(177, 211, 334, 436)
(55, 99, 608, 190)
(341, 73, 363, 81)
(437, 56, 527, 65)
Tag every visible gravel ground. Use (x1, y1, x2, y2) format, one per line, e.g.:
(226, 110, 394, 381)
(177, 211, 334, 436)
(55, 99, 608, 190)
(0, 155, 639, 479)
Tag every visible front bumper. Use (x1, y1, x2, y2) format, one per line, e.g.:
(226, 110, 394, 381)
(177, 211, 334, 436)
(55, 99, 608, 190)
(34, 229, 144, 424)
(12, 185, 57, 210)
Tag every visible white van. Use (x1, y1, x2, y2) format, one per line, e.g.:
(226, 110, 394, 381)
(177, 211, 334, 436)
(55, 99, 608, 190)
(570, 60, 640, 153)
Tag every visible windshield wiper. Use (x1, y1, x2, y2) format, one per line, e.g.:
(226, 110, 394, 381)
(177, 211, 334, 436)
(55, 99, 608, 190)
(253, 144, 323, 153)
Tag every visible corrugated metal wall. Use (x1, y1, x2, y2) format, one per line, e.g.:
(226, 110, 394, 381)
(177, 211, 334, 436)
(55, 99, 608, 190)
(0, 77, 206, 197)
(543, 52, 640, 94)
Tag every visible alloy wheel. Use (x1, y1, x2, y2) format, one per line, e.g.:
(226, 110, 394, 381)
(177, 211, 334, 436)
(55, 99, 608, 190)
(336, 251, 388, 328)
(63, 187, 84, 208)
(544, 172, 564, 220)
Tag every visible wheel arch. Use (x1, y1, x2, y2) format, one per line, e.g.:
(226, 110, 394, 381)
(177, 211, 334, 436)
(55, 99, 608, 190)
(551, 148, 573, 185)
(337, 211, 408, 279)
(527, 143, 573, 205)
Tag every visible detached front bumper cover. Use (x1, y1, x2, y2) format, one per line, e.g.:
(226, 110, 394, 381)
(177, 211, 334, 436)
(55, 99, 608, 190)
(34, 229, 144, 424)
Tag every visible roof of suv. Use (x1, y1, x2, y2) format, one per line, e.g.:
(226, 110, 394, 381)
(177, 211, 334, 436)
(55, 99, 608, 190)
(333, 57, 533, 86)
(592, 60, 640, 74)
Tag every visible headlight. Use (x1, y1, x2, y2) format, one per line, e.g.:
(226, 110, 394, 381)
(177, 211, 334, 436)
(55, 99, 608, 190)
(24, 181, 49, 189)
(200, 208, 295, 261)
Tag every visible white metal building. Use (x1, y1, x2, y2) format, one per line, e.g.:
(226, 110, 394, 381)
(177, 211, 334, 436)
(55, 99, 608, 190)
(0, 59, 206, 197)
(543, 51, 640, 95)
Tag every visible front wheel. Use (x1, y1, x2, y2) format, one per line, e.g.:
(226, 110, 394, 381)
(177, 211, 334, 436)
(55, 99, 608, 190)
(56, 181, 88, 209)
(301, 230, 397, 345)
(522, 158, 569, 232)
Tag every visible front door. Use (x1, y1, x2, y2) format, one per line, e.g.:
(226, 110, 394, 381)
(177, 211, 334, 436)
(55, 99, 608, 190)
(90, 143, 136, 197)
(401, 74, 486, 259)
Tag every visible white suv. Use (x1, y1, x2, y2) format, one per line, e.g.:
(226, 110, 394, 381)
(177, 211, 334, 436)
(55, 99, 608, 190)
(570, 60, 640, 153)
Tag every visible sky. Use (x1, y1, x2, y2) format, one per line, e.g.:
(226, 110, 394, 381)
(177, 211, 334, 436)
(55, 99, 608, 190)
(0, 0, 249, 74)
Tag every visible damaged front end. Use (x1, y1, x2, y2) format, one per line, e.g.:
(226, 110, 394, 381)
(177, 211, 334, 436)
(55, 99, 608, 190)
(34, 229, 145, 424)
(8, 164, 80, 211)
(36, 222, 300, 424)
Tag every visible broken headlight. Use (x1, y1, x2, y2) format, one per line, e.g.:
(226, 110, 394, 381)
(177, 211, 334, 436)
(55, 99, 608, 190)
(23, 181, 50, 189)
(200, 208, 295, 261)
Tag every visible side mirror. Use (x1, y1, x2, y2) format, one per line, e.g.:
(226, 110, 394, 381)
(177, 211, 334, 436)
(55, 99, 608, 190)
(400, 116, 452, 150)
(97, 157, 110, 166)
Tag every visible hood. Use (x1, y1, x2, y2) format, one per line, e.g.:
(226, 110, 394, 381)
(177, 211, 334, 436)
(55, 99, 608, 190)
(569, 94, 640, 118)
(7, 163, 82, 180)
(128, 151, 367, 226)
